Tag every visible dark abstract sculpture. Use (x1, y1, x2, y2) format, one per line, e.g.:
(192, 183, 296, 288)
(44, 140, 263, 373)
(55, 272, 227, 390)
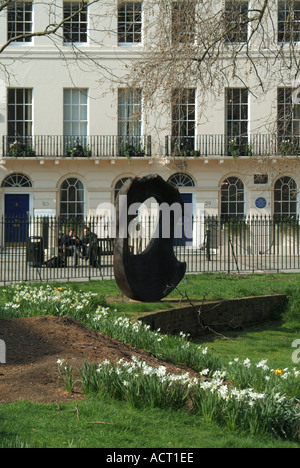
(113, 174, 186, 302)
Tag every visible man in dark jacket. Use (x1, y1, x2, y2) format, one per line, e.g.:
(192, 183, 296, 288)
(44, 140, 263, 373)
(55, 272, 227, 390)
(62, 228, 81, 266)
(82, 226, 98, 266)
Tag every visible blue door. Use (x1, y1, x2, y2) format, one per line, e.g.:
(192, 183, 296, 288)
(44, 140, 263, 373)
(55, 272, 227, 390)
(174, 193, 193, 247)
(5, 194, 30, 244)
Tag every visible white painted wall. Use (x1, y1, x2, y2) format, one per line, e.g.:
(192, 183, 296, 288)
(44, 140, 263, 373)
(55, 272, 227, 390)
(0, 0, 299, 220)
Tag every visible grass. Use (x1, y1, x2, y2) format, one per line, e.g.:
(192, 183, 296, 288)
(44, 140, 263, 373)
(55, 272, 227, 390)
(70, 271, 300, 298)
(194, 322, 300, 371)
(1, 398, 299, 449)
(0, 272, 300, 448)
(64, 272, 300, 316)
(1, 272, 298, 316)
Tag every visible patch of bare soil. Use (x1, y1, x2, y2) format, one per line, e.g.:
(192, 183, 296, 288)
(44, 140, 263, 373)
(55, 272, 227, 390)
(0, 316, 198, 404)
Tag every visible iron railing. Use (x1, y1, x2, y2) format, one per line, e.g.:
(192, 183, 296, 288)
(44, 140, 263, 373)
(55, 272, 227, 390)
(4, 134, 300, 159)
(0, 215, 300, 284)
(2, 135, 152, 159)
(165, 134, 300, 157)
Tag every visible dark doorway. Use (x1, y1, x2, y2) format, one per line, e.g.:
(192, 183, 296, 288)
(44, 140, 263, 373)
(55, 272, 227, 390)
(5, 194, 30, 244)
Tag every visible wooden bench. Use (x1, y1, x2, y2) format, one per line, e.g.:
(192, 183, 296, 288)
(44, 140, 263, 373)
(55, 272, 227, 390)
(98, 238, 114, 257)
(56, 236, 114, 269)
(57, 235, 81, 266)
(97, 238, 114, 267)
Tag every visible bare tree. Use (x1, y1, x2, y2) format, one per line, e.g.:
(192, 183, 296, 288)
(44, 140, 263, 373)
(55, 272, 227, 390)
(0, 0, 101, 53)
(0, 0, 122, 88)
(1, 0, 300, 157)
(128, 0, 300, 134)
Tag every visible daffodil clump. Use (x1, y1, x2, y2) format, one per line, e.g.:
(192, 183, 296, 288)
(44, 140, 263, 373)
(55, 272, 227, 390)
(58, 354, 300, 441)
(2, 283, 104, 321)
(2, 283, 299, 441)
(60, 303, 300, 441)
(226, 357, 300, 400)
(89, 305, 222, 373)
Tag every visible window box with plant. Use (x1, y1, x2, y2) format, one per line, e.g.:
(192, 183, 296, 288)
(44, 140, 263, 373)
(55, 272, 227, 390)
(279, 138, 300, 156)
(227, 138, 252, 158)
(66, 140, 92, 158)
(118, 140, 145, 159)
(173, 143, 201, 158)
(8, 140, 36, 158)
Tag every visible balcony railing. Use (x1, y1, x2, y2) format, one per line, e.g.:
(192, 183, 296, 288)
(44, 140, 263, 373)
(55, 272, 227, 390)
(165, 134, 300, 157)
(2, 135, 152, 159)
(4, 134, 300, 159)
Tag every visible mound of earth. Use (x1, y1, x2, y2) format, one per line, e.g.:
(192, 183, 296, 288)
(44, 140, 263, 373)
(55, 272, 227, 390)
(0, 316, 198, 404)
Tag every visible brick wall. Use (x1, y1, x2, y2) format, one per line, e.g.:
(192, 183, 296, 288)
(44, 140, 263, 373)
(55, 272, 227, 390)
(137, 295, 287, 337)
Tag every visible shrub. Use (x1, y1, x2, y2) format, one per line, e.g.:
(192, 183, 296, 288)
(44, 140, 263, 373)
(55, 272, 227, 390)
(283, 288, 300, 323)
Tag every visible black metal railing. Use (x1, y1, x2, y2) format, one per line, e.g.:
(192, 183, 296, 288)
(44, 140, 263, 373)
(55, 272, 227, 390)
(4, 134, 300, 159)
(2, 135, 152, 159)
(165, 134, 300, 157)
(0, 215, 300, 284)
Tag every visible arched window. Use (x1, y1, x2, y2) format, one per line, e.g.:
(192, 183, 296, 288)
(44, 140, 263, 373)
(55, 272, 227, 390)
(221, 176, 245, 219)
(114, 177, 132, 200)
(168, 173, 195, 188)
(60, 178, 85, 219)
(2, 173, 32, 188)
(274, 176, 298, 220)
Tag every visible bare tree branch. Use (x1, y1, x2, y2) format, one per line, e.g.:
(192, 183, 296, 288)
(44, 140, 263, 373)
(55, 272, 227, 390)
(0, 0, 100, 54)
(127, 0, 300, 128)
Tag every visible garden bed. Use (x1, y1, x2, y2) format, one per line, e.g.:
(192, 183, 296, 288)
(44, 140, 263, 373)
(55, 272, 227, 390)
(0, 315, 199, 404)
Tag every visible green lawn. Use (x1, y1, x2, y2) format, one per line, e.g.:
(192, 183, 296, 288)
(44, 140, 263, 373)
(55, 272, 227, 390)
(0, 273, 300, 448)
(1, 398, 299, 449)
(194, 322, 300, 371)
(67, 272, 300, 315)
(69, 272, 300, 299)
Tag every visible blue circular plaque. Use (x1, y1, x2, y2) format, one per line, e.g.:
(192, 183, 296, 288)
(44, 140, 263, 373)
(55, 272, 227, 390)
(255, 197, 267, 209)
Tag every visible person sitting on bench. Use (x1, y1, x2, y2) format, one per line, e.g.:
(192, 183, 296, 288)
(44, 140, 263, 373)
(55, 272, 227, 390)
(82, 226, 98, 266)
(62, 228, 81, 267)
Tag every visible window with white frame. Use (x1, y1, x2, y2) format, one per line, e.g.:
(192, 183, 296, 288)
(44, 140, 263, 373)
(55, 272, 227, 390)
(221, 177, 245, 219)
(2, 173, 32, 188)
(168, 173, 195, 188)
(114, 177, 131, 200)
(60, 178, 85, 220)
(8, 88, 33, 142)
(63, 2, 88, 44)
(64, 89, 88, 137)
(7, 2, 33, 43)
(278, 87, 300, 139)
(226, 88, 249, 156)
(172, 1, 196, 45)
(171, 89, 196, 154)
(118, 89, 142, 156)
(225, 1, 248, 43)
(118, 2, 142, 45)
(274, 176, 298, 219)
(118, 88, 142, 136)
(278, 1, 300, 43)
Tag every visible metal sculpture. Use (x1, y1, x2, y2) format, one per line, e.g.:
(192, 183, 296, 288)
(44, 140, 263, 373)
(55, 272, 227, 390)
(113, 174, 186, 302)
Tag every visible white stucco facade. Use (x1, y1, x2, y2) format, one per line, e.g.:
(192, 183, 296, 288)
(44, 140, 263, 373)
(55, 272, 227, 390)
(0, 0, 299, 224)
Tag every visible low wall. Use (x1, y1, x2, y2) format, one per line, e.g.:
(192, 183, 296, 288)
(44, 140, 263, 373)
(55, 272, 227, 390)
(137, 295, 287, 337)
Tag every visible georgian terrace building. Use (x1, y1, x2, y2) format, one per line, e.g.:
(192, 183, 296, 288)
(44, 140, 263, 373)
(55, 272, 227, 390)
(0, 0, 299, 250)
